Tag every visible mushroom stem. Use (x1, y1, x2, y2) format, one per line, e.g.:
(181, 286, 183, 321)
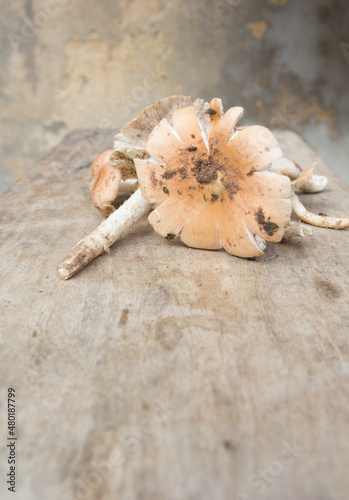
(291, 162, 316, 190)
(118, 180, 138, 192)
(284, 221, 313, 238)
(57, 189, 151, 280)
(291, 193, 349, 229)
(289, 162, 328, 194)
(299, 175, 328, 193)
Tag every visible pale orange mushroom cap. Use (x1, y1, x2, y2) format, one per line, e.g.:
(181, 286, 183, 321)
(135, 98, 292, 258)
(91, 96, 209, 217)
(89, 150, 121, 217)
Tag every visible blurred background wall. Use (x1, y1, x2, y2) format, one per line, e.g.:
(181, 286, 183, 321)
(0, 0, 348, 193)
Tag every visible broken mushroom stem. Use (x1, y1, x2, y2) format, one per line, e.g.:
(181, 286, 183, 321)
(291, 193, 349, 229)
(283, 221, 313, 238)
(119, 179, 138, 192)
(290, 164, 349, 229)
(57, 189, 151, 280)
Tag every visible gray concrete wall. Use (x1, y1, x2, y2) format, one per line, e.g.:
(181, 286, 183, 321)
(1, 0, 348, 193)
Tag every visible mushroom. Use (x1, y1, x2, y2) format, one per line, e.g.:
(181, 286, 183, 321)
(134, 97, 292, 257)
(89, 95, 209, 217)
(90, 150, 139, 217)
(89, 150, 122, 217)
(57, 97, 347, 280)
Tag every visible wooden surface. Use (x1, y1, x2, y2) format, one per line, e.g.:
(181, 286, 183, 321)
(0, 129, 348, 500)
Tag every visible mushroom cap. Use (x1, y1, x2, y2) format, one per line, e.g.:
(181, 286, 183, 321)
(114, 95, 209, 148)
(92, 96, 210, 216)
(110, 95, 210, 176)
(134, 98, 292, 258)
(89, 150, 121, 217)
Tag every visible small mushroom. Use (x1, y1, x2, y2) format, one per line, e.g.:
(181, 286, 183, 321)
(89, 150, 139, 217)
(89, 150, 122, 217)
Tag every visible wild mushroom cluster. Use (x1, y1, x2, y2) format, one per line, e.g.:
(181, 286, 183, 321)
(57, 95, 349, 280)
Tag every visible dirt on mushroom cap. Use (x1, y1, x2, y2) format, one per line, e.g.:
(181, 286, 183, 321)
(135, 98, 292, 258)
(92, 96, 211, 217)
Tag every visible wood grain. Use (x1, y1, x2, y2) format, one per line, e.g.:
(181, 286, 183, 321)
(0, 129, 348, 500)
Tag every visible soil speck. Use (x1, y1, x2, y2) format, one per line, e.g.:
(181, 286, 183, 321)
(119, 308, 129, 326)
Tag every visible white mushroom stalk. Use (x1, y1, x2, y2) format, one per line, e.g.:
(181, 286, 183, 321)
(299, 175, 328, 193)
(57, 189, 151, 280)
(291, 194, 349, 229)
(290, 164, 349, 229)
(56, 96, 348, 280)
(284, 221, 313, 238)
(118, 179, 138, 192)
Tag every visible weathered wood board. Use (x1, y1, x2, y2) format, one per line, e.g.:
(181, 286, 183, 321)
(0, 129, 348, 500)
